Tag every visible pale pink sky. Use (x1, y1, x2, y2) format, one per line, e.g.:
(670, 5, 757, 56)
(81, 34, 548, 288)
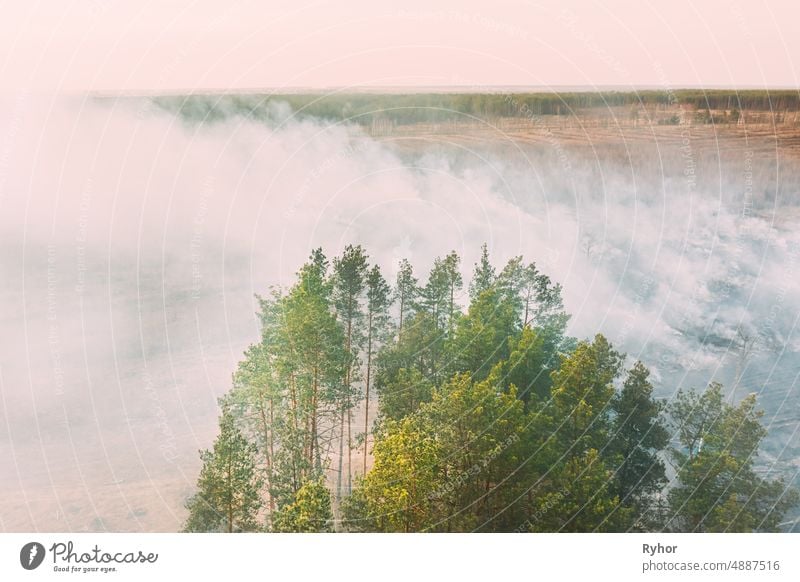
(1, 0, 798, 93)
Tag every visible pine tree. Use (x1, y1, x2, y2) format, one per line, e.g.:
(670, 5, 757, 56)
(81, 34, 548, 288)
(549, 334, 623, 456)
(531, 272, 568, 332)
(183, 406, 263, 532)
(534, 335, 625, 531)
(262, 250, 346, 512)
(395, 258, 418, 338)
(332, 245, 368, 500)
(420, 252, 462, 334)
(449, 285, 518, 380)
(272, 477, 333, 532)
(351, 371, 531, 532)
(442, 251, 463, 335)
(416, 252, 462, 386)
(495, 256, 525, 317)
(526, 449, 630, 532)
(285, 250, 346, 475)
(667, 383, 798, 532)
(363, 265, 392, 475)
(469, 243, 496, 300)
(501, 326, 549, 406)
(607, 361, 669, 529)
(224, 341, 280, 518)
(494, 258, 572, 403)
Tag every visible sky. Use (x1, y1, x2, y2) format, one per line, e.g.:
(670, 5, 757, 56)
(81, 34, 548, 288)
(1, 0, 799, 93)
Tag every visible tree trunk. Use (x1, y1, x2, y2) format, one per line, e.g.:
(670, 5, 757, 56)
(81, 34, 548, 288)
(340, 299, 354, 500)
(449, 284, 455, 335)
(310, 365, 319, 467)
(257, 393, 275, 515)
(337, 405, 345, 501)
(399, 292, 405, 339)
(268, 397, 276, 513)
(288, 372, 299, 492)
(227, 455, 233, 533)
(524, 292, 531, 327)
(363, 311, 373, 475)
(347, 408, 352, 493)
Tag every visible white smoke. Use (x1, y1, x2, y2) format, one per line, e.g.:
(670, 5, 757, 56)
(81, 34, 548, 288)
(1, 94, 798, 531)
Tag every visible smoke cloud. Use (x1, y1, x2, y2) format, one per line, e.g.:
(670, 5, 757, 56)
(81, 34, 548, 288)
(0, 95, 798, 531)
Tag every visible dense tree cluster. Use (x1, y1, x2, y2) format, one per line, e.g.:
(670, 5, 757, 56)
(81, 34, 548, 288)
(183, 245, 797, 532)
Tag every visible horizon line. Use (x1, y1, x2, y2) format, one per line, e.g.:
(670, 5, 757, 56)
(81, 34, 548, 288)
(78, 84, 800, 98)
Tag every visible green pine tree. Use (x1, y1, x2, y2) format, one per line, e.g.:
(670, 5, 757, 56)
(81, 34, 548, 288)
(272, 477, 334, 532)
(469, 243, 496, 300)
(183, 406, 263, 532)
(667, 383, 799, 532)
(395, 258, 418, 338)
(362, 265, 392, 475)
(607, 361, 669, 530)
(332, 245, 369, 499)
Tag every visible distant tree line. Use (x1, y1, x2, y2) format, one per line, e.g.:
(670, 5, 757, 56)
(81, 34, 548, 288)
(183, 245, 798, 533)
(146, 90, 800, 128)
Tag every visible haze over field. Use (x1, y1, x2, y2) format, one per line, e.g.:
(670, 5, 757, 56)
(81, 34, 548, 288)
(1, 93, 799, 531)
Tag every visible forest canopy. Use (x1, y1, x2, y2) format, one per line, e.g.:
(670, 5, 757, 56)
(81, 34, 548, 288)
(183, 245, 798, 533)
